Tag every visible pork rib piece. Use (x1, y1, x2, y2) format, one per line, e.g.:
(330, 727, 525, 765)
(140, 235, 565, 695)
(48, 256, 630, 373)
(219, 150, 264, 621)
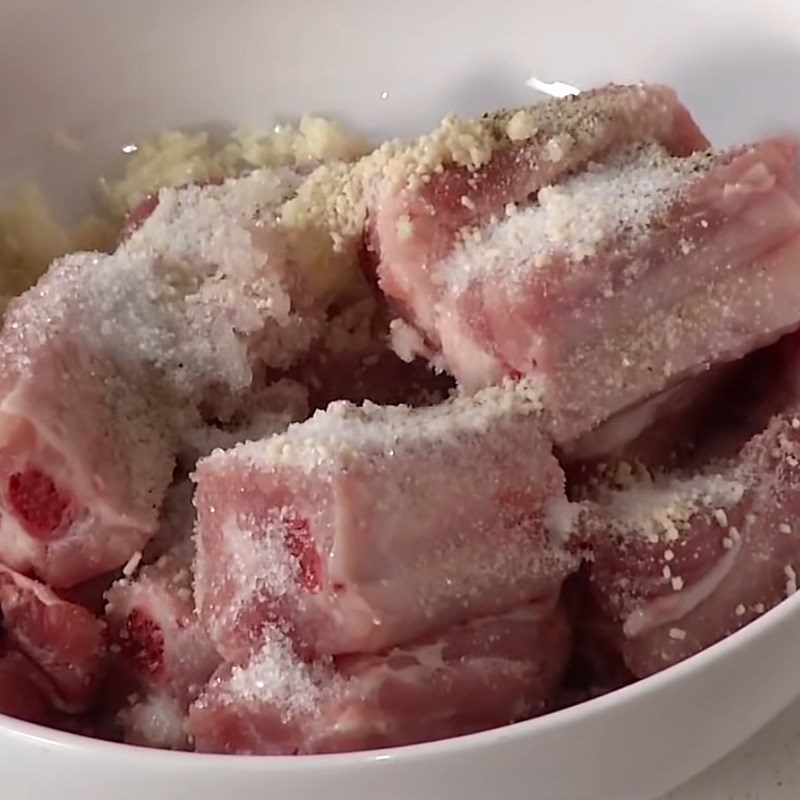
(562, 333, 800, 487)
(194, 382, 575, 660)
(105, 541, 221, 749)
(0, 252, 179, 587)
(0, 169, 323, 587)
(371, 84, 707, 368)
(0, 562, 106, 712)
(580, 347, 800, 676)
(187, 596, 571, 755)
(377, 132, 800, 443)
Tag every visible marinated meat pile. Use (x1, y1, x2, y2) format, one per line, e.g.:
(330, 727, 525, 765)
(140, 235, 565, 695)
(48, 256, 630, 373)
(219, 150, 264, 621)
(1, 83, 800, 754)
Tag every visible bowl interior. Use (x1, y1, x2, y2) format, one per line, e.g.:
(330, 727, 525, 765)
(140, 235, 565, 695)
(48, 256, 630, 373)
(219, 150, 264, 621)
(2, 0, 800, 219)
(2, 0, 800, 789)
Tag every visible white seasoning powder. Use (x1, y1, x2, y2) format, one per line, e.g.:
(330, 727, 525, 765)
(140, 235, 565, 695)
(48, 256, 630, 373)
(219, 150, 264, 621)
(222, 634, 340, 722)
(441, 144, 716, 292)
(784, 565, 798, 597)
(395, 214, 413, 241)
(122, 551, 143, 578)
(209, 379, 546, 474)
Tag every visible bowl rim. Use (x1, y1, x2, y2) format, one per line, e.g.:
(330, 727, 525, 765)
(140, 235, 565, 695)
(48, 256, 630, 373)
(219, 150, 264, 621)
(3, 587, 800, 768)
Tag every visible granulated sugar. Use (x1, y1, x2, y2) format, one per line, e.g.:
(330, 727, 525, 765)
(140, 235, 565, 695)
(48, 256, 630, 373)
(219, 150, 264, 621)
(219, 634, 339, 721)
(441, 144, 716, 291)
(589, 468, 744, 543)
(207, 379, 545, 473)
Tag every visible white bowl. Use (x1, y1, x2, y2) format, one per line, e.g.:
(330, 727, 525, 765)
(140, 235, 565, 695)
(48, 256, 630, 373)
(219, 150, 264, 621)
(2, 1, 800, 798)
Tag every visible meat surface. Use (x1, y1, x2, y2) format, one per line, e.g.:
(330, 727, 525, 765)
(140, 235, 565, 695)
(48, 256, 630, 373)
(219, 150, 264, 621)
(187, 596, 571, 755)
(560, 362, 738, 475)
(579, 345, 800, 675)
(0, 253, 177, 587)
(105, 541, 221, 749)
(0, 648, 56, 726)
(0, 169, 328, 587)
(194, 382, 576, 660)
(372, 84, 707, 372)
(563, 333, 800, 491)
(0, 563, 106, 712)
(377, 132, 800, 444)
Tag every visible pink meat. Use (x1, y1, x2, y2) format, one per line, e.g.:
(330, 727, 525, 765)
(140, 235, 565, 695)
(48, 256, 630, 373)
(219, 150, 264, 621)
(187, 596, 571, 755)
(560, 363, 737, 478)
(0, 562, 106, 712)
(194, 383, 576, 660)
(372, 84, 707, 357)
(105, 542, 221, 748)
(378, 133, 800, 444)
(0, 648, 56, 726)
(563, 333, 800, 488)
(580, 345, 800, 676)
(0, 253, 180, 587)
(0, 169, 318, 587)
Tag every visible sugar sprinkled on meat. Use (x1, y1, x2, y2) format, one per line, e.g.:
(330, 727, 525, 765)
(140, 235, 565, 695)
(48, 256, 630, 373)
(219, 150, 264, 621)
(2, 248, 255, 406)
(116, 689, 191, 750)
(210, 379, 545, 473)
(205, 632, 337, 721)
(124, 169, 323, 378)
(218, 511, 300, 605)
(286, 84, 700, 247)
(194, 379, 573, 659)
(583, 467, 745, 544)
(188, 598, 571, 754)
(443, 145, 716, 290)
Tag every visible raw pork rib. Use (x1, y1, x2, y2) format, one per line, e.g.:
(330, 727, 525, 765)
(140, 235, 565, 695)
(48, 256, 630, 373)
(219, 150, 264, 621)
(0, 563, 106, 712)
(0, 253, 177, 586)
(562, 334, 800, 477)
(377, 133, 800, 443)
(0, 170, 322, 587)
(105, 541, 221, 749)
(372, 84, 707, 364)
(187, 596, 571, 755)
(580, 348, 800, 676)
(194, 382, 576, 660)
